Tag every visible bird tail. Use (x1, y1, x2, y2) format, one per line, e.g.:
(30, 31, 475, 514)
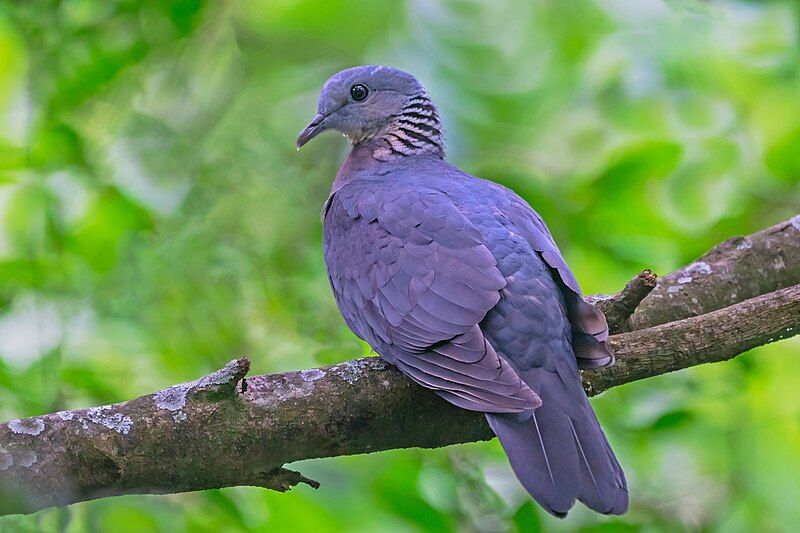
(485, 368, 628, 518)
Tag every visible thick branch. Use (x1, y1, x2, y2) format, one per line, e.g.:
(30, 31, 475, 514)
(629, 215, 800, 329)
(585, 284, 800, 395)
(1, 216, 798, 516)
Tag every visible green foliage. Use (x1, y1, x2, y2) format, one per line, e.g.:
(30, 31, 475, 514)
(0, 0, 799, 531)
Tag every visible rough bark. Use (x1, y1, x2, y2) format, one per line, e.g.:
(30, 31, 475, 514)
(584, 284, 800, 395)
(1, 215, 798, 516)
(586, 269, 658, 333)
(629, 215, 800, 329)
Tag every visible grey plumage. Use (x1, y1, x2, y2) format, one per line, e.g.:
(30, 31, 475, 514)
(298, 65, 628, 517)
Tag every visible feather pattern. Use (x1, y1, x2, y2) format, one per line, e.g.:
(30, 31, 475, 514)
(324, 181, 541, 414)
(373, 92, 445, 160)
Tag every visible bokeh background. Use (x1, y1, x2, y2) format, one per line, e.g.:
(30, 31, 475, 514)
(1, 0, 799, 531)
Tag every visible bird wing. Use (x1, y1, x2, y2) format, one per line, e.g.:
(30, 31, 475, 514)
(460, 190, 627, 516)
(492, 185, 614, 369)
(323, 181, 541, 413)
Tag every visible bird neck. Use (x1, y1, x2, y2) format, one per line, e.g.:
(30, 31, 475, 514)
(360, 92, 446, 161)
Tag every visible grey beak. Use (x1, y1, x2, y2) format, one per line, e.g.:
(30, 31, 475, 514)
(296, 113, 330, 149)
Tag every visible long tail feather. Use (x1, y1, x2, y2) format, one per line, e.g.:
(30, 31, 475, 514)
(486, 368, 628, 517)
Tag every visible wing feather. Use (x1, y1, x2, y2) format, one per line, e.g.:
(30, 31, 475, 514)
(499, 190, 614, 366)
(324, 181, 540, 413)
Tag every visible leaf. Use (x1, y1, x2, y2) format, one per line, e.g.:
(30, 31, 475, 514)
(512, 501, 542, 533)
(68, 189, 151, 272)
(3, 183, 53, 256)
(595, 140, 683, 190)
(651, 409, 695, 431)
(765, 127, 800, 183)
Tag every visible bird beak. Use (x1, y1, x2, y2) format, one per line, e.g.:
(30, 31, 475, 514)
(296, 113, 330, 149)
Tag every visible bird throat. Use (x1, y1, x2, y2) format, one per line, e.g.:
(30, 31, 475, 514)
(369, 93, 445, 161)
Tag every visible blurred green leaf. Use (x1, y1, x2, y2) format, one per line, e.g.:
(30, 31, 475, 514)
(596, 140, 683, 189)
(4, 182, 52, 255)
(765, 126, 800, 182)
(651, 409, 695, 431)
(512, 501, 542, 533)
(68, 189, 151, 272)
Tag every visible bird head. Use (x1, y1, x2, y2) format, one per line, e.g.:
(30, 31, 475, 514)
(297, 65, 443, 157)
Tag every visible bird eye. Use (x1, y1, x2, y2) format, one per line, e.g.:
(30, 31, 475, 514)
(350, 83, 369, 102)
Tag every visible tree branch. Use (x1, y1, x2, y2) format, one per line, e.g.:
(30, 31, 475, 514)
(584, 283, 800, 395)
(586, 269, 657, 333)
(1, 215, 798, 516)
(629, 215, 800, 329)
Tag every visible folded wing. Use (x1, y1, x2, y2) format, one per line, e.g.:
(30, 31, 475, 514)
(497, 189, 614, 369)
(323, 182, 540, 413)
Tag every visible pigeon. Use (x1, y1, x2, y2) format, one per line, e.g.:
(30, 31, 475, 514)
(297, 65, 628, 517)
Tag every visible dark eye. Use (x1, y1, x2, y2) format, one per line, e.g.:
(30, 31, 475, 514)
(350, 83, 369, 102)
